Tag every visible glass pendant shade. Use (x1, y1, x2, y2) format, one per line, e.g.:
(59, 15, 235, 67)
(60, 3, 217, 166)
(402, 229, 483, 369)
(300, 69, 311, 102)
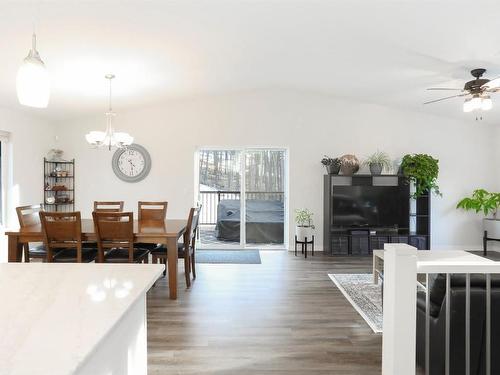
(470, 95, 482, 109)
(463, 99, 473, 113)
(16, 34, 50, 108)
(481, 96, 493, 111)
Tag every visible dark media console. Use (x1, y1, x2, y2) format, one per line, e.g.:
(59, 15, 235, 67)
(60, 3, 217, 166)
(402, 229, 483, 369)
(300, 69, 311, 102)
(323, 174, 430, 256)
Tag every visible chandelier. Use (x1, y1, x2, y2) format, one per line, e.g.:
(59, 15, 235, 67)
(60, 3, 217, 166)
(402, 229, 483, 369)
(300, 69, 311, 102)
(85, 74, 133, 150)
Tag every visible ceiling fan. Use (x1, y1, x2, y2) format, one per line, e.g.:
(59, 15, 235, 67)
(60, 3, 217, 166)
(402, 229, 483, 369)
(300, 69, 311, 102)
(425, 68, 500, 112)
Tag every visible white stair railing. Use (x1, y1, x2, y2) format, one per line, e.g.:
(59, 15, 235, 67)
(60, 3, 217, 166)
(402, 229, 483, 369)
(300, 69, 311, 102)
(382, 244, 500, 375)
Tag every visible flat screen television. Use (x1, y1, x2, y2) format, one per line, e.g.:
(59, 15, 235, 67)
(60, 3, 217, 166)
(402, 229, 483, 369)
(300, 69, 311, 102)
(332, 185, 409, 229)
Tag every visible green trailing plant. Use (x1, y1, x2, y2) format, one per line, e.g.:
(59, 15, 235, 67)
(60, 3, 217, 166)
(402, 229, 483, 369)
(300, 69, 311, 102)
(456, 189, 500, 218)
(401, 154, 441, 198)
(295, 208, 315, 228)
(321, 155, 341, 167)
(362, 151, 392, 170)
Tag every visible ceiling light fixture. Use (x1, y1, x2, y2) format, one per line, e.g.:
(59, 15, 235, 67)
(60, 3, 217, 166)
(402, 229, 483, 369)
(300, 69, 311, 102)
(16, 32, 50, 108)
(85, 74, 133, 150)
(462, 94, 493, 113)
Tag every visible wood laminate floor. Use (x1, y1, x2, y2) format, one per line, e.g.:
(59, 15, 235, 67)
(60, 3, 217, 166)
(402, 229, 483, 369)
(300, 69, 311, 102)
(147, 251, 381, 374)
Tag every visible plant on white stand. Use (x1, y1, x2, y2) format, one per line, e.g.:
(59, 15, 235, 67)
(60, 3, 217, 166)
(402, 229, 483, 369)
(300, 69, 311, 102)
(295, 208, 315, 242)
(457, 189, 500, 239)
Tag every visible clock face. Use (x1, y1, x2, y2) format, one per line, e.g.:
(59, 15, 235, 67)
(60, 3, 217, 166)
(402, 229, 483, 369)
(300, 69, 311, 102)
(118, 149, 145, 177)
(112, 144, 151, 182)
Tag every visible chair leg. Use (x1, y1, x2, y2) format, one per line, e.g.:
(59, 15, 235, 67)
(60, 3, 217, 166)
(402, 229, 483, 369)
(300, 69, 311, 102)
(184, 256, 191, 288)
(152, 255, 157, 263)
(143, 254, 149, 264)
(23, 244, 30, 263)
(191, 252, 196, 279)
(162, 258, 167, 277)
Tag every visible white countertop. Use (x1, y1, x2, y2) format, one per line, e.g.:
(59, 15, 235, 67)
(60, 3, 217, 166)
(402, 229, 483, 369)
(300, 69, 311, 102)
(0, 263, 164, 375)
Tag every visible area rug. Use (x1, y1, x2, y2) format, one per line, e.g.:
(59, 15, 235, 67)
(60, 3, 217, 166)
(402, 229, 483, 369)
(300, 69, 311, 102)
(328, 273, 383, 333)
(196, 250, 262, 264)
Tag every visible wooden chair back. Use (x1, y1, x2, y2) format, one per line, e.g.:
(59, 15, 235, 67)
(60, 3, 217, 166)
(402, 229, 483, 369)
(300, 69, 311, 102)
(92, 211, 134, 262)
(93, 201, 124, 213)
(138, 201, 168, 221)
(39, 211, 83, 262)
(16, 204, 43, 228)
(184, 206, 201, 249)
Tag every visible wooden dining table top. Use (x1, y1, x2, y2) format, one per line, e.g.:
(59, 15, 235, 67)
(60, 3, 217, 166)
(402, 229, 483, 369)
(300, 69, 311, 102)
(6, 218, 188, 240)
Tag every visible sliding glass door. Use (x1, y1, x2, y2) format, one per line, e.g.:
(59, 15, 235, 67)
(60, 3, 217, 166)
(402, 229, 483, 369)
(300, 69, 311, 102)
(244, 150, 285, 247)
(197, 148, 287, 249)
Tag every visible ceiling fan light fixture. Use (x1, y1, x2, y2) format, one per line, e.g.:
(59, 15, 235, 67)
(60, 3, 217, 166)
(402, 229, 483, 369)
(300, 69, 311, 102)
(481, 95, 493, 111)
(470, 95, 482, 110)
(463, 98, 473, 113)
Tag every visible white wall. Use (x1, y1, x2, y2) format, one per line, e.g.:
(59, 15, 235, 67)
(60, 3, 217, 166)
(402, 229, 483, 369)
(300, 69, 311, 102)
(0, 107, 56, 261)
(54, 89, 498, 250)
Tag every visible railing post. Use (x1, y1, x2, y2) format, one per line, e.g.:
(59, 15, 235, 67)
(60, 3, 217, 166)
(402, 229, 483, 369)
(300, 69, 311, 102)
(382, 243, 418, 375)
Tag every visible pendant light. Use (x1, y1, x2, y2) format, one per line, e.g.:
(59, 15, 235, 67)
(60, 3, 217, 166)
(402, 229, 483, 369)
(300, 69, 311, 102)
(16, 32, 50, 108)
(85, 74, 134, 150)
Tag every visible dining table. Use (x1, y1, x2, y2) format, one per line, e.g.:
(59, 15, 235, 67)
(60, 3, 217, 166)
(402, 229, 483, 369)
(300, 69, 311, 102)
(5, 218, 187, 300)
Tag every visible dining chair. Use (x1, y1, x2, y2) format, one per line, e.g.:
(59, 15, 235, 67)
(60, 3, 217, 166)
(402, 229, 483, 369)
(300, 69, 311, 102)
(16, 204, 47, 262)
(86, 201, 125, 248)
(92, 211, 150, 263)
(151, 206, 201, 287)
(138, 201, 168, 221)
(39, 211, 97, 263)
(93, 201, 124, 213)
(136, 201, 168, 252)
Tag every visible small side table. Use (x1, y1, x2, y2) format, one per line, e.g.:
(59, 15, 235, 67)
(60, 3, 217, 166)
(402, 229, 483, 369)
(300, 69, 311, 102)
(295, 235, 314, 258)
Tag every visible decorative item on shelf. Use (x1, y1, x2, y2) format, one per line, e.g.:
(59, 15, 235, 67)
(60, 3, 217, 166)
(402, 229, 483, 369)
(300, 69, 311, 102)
(401, 153, 441, 198)
(339, 154, 359, 176)
(51, 184, 68, 191)
(47, 149, 65, 162)
(457, 189, 500, 240)
(321, 155, 341, 174)
(85, 74, 133, 150)
(295, 208, 315, 242)
(45, 196, 55, 205)
(362, 151, 392, 175)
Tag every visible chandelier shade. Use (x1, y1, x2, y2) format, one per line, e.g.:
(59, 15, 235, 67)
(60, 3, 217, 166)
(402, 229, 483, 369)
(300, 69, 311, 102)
(16, 34, 50, 108)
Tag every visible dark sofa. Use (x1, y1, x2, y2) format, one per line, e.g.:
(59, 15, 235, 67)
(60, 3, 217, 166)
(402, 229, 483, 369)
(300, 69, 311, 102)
(416, 274, 500, 375)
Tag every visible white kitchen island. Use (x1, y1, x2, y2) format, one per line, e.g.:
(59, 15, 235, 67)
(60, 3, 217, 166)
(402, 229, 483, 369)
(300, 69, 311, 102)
(0, 263, 164, 375)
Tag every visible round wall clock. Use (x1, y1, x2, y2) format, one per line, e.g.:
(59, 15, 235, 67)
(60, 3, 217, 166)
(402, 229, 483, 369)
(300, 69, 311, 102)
(112, 144, 151, 183)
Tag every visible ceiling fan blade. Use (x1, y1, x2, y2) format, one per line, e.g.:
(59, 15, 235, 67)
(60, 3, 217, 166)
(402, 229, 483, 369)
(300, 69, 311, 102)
(483, 77, 500, 89)
(427, 88, 464, 91)
(423, 93, 469, 105)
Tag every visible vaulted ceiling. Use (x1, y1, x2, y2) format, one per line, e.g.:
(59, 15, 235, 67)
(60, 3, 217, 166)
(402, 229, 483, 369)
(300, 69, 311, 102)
(2, 0, 500, 122)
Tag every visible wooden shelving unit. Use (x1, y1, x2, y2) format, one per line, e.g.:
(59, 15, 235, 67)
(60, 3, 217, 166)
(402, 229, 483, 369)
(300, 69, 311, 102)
(44, 158, 75, 212)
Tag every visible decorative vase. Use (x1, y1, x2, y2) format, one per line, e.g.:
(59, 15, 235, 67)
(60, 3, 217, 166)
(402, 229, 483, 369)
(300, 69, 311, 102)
(326, 164, 340, 174)
(296, 225, 313, 242)
(369, 163, 383, 175)
(340, 154, 360, 176)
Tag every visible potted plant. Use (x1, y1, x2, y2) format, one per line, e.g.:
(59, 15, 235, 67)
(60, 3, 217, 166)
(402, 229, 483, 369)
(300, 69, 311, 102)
(457, 189, 500, 239)
(401, 154, 441, 198)
(321, 156, 341, 174)
(295, 208, 315, 241)
(362, 151, 392, 175)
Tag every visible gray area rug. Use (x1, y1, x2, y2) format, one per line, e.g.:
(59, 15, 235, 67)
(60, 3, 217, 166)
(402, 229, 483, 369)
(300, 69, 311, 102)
(196, 250, 262, 264)
(328, 273, 383, 333)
